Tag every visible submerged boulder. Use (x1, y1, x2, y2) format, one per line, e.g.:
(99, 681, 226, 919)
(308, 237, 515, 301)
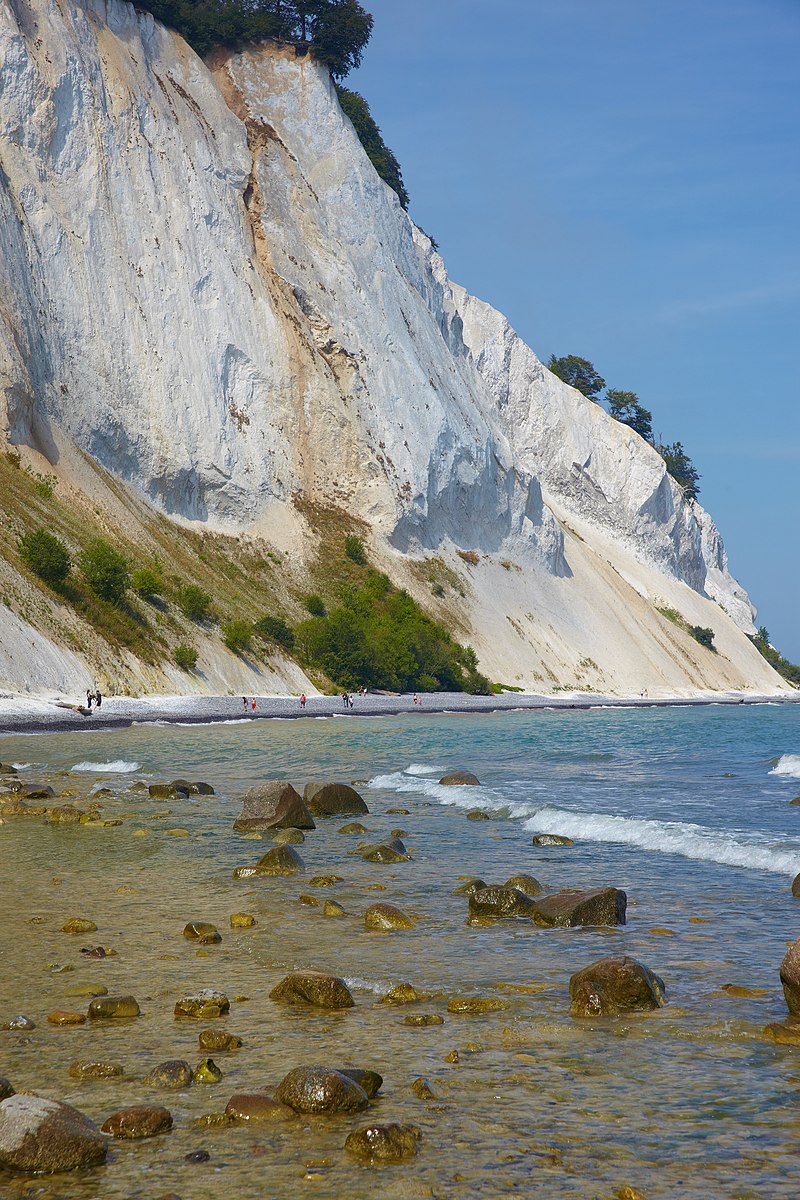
(0, 1095, 107, 1173)
(225, 1093, 295, 1123)
(269, 972, 354, 1010)
(569, 956, 666, 1017)
(233, 782, 315, 832)
(532, 833, 573, 846)
(531, 888, 626, 927)
(274, 1066, 369, 1114)
(145, 1060, 193, 1089)
(304, 782, 369, 817)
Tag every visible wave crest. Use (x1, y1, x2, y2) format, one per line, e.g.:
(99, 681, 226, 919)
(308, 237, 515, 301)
(71, 760, 140, 773)
(770, 754, 800, 780)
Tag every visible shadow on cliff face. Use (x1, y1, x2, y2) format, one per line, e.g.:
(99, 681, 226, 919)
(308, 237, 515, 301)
(389, 460, 571, 579)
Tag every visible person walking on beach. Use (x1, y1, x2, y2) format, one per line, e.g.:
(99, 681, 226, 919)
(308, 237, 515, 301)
(342, 692, 348, 708)
(251, 697, 257, 711)
(300, 693, 306, 709)
(86, 689, 93, 711)
(243, 696, 248, 711)
(94, 689, 102, 710)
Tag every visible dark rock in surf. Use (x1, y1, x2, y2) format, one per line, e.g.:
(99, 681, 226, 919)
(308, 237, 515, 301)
(569, 956, 666, 1017)
(0, 1095, 107, 1172)
(532, 833, 573, 846)
(530, 887, 626, 927)
(274, 1066, 369, 1114)
(439, 771, 481, 786)
(304, 782, 369, 817)
(269, 971, 354, 1010)
(468, 886, 535, 919)
(233, 782, 315, 832)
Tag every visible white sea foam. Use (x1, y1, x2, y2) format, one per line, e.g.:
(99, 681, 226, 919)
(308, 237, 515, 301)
(343, 976, 395, 995)
(11, 763, 32, 770)
(522, 805, 800, 876)
(770, 754, 800, 780)
(71, 760, 140, 773)
(405, 764, 441, 776)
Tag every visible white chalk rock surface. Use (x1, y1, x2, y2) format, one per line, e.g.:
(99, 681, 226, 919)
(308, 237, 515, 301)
(0, 0, 786, 695)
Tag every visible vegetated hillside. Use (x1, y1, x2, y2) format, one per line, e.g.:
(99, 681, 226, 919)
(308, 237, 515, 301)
(0, 0, 789, 698)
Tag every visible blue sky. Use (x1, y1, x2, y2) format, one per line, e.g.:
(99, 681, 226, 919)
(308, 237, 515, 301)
(350, 0, 800, 661)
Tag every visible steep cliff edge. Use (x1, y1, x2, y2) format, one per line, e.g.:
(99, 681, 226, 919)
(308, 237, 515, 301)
(0, 0, 787, 697)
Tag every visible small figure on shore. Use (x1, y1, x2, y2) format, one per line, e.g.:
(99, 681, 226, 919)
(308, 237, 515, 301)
(342, 692, 348, 708)
(412, 693, 419, 706)
(243, 696, 248, 711)
(94, 689, 102, 710)
(300, 693, 306, 709)
(361, 686, 367, 697)
(86, 689, 93, 711)
(251, 697, 257, 711)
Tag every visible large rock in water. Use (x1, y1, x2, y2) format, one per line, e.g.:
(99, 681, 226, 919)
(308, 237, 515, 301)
(274, 1066, 370, 1114)
(468, 886, 535, 918)
(234, 782, 315, 832)
(569, 956, 666, 1017)
(780, 939, 800, 1015)
(269, 971, 354, 1010)
(439, 771, 481, 786)
(304, 783, 369, 817)
(531, 888, 627, 927)
(0, 1095, 107, 1172)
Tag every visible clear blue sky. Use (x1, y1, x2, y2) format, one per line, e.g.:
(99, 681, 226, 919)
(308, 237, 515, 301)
(350, 0, 800, 661)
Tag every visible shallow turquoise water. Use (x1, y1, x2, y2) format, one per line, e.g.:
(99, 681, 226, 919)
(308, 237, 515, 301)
(1, 704, 799, 1198)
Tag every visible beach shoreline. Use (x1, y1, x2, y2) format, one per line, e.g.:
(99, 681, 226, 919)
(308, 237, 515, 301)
(0, 687, 797, 737)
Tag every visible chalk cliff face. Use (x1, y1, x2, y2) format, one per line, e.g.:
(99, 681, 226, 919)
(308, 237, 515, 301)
(0, 0, 785, 696)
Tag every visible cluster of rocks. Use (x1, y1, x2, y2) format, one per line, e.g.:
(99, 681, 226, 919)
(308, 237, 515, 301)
(0, 1060, 419, 1172)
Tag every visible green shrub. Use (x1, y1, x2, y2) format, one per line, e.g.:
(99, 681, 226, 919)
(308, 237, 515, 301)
(173, 643, 198, 671)
(19, 528, 71, 586)
(690, 625, 715, 650)
(296, 578, 493, 693)
(79, 538, 129, 603)
(177, 584, 212, 622)
(344, 534, 367, 564)
(222, 619, 252, 654)
(750, 629, 800, 686)
(254, 614, 295, 650)
(131, 568, 163, 598)
(304, 593, 326, 617)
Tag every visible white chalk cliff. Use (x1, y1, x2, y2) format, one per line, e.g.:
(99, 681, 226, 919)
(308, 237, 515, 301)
(0, 0, 787, 697)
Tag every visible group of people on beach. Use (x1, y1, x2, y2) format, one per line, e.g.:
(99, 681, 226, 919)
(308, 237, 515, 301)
(84, 688, 102, 711)
(242, 696, 258, 712)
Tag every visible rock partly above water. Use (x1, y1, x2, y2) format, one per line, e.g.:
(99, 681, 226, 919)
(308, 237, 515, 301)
(225, 1093, 296, 1124)
(254, 845, 305, 875)
(530, 888, 627, 927)
(274, 1066, 370, 1114)
(233, 782, 315, 832)
(269, 971, 355, 1010)
(569, 956, 666, 1017)
(365, 903, 416, 931)
(439, 772, 481, 786)
(304, 783, 369, 817)
(101, 1105, 173, 1138)
(345, 1122, 421, 1163)
(0, 1095, 107, 1172)
(468, 886, 536, 919)
(780, 939, 800, 1015)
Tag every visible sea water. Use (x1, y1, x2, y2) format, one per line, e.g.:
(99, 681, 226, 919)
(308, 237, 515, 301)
(0, 703, 799, 1198)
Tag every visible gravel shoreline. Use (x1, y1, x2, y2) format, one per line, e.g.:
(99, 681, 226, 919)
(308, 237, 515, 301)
(0, 689, 797, 736)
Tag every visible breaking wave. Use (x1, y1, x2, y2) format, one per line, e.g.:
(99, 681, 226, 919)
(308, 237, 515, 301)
(369, 765, 800, 876)
(71, 760, 140, 773)
(521, 806, 800, 876)
(770, 754, 800, 780)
